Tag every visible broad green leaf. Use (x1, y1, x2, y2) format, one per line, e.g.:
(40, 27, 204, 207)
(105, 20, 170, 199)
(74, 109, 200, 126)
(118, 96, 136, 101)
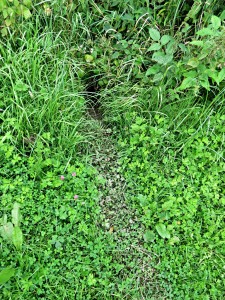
(121, 14, 133, 21)
(22, 7, 32, 19)
(23, 0, 32, 8)
(156, 223, 170, 239)
(165, 40, 176, 54)
(148, 43, 161, 51)
(178, 43, 187, 53)
(14, 0, 20, 6)
(84, 54, 94, 63)
(0, 222, 13, 241)
(146, 64, 160, 76)
(152, 51, 173, 65)
(5, 18, 12, 27)
(189, 40, 204, 47)
(178, 77, 197, 90)
(160, 35, 171, 46)
(14, 80, 29, 92)
(169, 236, 180, 245)
(12, 203, 21, 227)
(211, 15, 221, 29)
(162, 200, 174, 210)
(196, 28, 214, 36)
(149, 28, 160, 41)
(206, 69, 218, 82)
(187, 58, 199, 68)
(0, 268, 15, 285)
(3, 8, 8, 19)
(217, 69, 225, 84)
(152, 72, 163, 82)
(200, 77, 210, 90)
(144, 230, 155, 242)
(1, 28, 8, 36)
(12, 227, 23, 251)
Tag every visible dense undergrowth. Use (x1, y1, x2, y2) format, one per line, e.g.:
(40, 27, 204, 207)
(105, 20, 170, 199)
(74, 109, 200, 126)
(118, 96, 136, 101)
(1, 0, 225, 299)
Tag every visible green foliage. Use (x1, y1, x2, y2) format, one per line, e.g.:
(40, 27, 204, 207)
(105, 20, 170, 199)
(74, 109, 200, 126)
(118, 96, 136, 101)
(1, 0, 225, 298)
(0, 0, 32, 36)
(118, 114, 225, 297)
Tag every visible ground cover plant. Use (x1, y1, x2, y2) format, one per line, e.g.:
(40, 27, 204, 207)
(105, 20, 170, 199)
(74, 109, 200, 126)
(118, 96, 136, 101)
(1, 0, 225, 299)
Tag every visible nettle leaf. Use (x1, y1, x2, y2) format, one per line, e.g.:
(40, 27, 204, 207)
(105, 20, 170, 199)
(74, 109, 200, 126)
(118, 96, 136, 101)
(144, 230, 155, 242)
(211, 15, 221, 29)
(156, 223, 170, 239)
(149, 28, 160, 41)
(12, 227, 23, 251)
(12, 203, 21, 227)
(148, 43, 161, 51)
(160, 35, 171, 46)
(0, 267, 15, 285)
(196, 28, 214, 36)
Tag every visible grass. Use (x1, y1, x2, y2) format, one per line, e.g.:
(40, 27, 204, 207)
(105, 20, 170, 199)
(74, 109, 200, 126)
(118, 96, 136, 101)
(1, 1, 225, 299)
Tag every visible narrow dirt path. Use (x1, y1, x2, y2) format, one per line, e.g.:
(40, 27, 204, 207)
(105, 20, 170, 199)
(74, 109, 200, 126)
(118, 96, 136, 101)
(87, 112, 164, 298)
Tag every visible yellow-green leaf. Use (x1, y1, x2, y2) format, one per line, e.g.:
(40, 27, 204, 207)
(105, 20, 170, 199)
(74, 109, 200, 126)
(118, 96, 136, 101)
(0, 268, 15, 285)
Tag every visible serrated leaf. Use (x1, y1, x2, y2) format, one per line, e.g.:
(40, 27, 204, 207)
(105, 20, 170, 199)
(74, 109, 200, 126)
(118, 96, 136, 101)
(12, 227, 23, 251)
(156, 223, 170, 239)
(148, 43, 161, 51)
(0, 267, 15, 285)
(0, 222, 13, 241)
(12, 203, 21, 227)
(211, 15, 221, 29)
(144, 230, 155, 242)
(149, 28, 160, 41)
(196, 28, 214, 36)
(161, 35, 171, 45)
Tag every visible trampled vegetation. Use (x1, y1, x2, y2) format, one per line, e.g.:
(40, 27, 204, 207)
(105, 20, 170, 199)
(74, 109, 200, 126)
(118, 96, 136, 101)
(0, 1, 225, 299)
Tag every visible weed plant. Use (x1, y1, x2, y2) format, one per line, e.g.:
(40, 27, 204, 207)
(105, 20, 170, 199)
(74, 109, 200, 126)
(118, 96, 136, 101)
(1, 1, 225, 299)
